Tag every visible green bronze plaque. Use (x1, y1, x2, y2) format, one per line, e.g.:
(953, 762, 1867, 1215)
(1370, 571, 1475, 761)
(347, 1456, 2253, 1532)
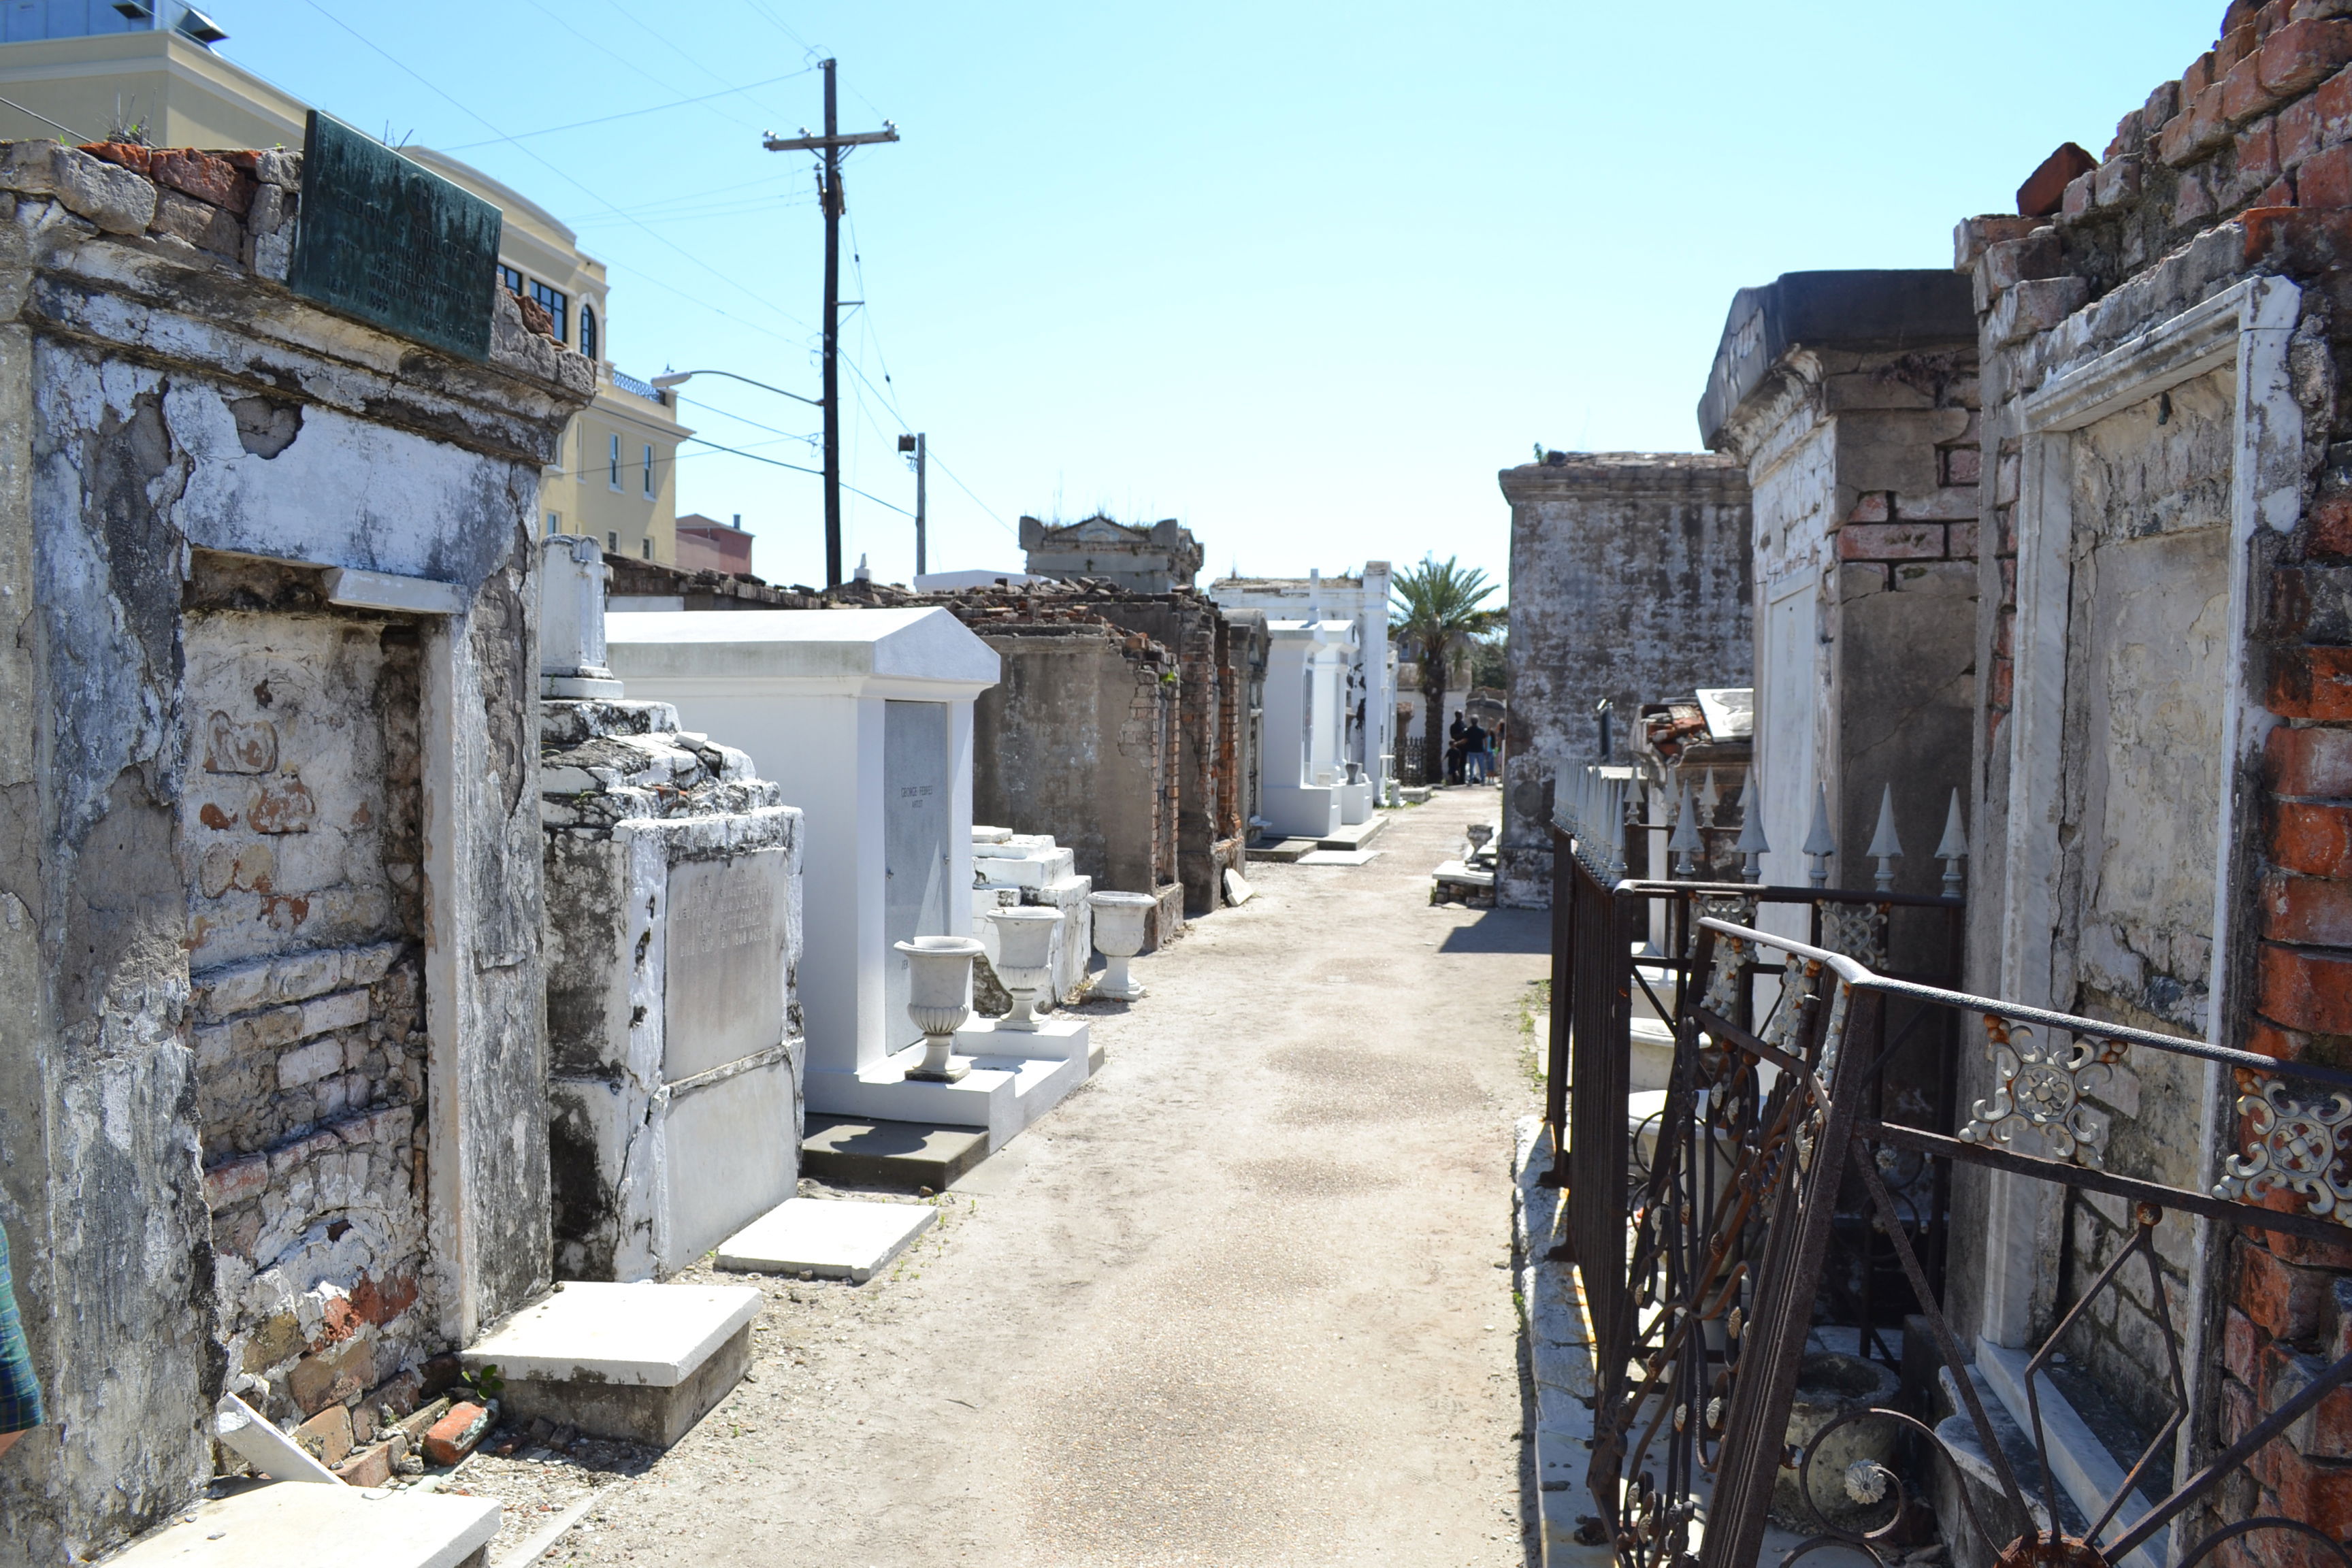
(287, 112, 502, 362)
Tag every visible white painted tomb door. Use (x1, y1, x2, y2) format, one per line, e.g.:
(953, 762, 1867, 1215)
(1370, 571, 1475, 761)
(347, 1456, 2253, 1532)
(884, 700, 953, 1049)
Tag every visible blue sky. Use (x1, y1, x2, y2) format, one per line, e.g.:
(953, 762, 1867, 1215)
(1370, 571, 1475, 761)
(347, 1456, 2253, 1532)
(220, 1, 2224, 594)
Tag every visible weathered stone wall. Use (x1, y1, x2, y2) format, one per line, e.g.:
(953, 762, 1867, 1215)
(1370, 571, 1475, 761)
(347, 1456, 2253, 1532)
(969, 624, 1172, 902)
(1497, 454, 1754, 908)
(0, 139, 588, 1554)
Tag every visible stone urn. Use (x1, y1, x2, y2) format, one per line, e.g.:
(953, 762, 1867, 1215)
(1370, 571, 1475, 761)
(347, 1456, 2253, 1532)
(1087, 891, 1156, 1001)
(1771, 1352, 1903, 1530)
(986, 908, 1062, 1030)
(895, 935, 985, 1081)
(1466, 822, 1495, 858)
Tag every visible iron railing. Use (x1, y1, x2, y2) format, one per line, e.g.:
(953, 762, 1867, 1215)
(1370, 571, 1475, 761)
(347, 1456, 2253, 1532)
(1586, 916, 2352, 1568)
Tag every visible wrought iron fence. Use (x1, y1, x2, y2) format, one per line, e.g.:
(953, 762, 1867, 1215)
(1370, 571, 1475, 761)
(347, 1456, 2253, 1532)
(1585, 915, 2352, 1568)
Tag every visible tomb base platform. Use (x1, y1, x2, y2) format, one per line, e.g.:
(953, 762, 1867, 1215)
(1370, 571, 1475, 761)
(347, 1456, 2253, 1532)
(811, 1025, 1091, 1152)
(802, 1114, 990, 1189)
(1248, 836, 1323, 863)
(717, 1196, 934, 1282)
(1318, 812, 1390, 851)
(463, 1282, 760, 1449)
(107, 1480, 500, 1568)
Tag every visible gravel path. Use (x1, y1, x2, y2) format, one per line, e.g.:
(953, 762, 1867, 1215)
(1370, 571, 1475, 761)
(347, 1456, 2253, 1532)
(470, 787, 1546, 1568)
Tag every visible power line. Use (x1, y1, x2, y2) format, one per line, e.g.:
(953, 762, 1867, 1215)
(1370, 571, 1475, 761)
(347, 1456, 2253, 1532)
(302, 0, 821, 343)
(0, 93, 83, 141)
(923, 444, 1020, 541)
(683, 434, 915, 517)
(440, 67, 815, 150)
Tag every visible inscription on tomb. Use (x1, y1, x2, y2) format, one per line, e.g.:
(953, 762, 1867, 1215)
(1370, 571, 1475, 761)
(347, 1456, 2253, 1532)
(664, 851, 791, 1081)
(287, 112, 502, 363)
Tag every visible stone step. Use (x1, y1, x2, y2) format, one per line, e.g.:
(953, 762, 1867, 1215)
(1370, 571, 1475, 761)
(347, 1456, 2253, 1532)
(1316, 814, 1391, 851)
(715, 1196, 935, 1283)
(1248, 837, 1323, 864)
(801, 1114, 990, 1190)
(105, 1479, 500, 1568)
(463, 1281, 760, 1450)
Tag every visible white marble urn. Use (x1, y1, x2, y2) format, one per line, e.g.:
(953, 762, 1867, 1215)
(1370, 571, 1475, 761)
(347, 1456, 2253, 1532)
(1087, 891, 1156, 1001)
(896, 935, 985, 1081)
(986, 908, 1062, 1031)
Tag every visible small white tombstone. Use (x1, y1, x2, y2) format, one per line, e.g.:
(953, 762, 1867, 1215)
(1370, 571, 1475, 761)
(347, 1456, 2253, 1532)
(540, 535, 624, 699)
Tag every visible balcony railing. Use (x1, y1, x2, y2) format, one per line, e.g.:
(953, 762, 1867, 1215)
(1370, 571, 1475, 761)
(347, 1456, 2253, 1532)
(606, 366, 668, 406)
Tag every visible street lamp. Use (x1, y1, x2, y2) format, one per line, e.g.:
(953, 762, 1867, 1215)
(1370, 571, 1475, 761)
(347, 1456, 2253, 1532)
(649, 369, 822, 407)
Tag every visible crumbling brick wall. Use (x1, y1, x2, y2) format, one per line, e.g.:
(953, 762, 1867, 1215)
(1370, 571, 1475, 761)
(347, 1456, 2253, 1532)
(1956, 2, 2352, 1548)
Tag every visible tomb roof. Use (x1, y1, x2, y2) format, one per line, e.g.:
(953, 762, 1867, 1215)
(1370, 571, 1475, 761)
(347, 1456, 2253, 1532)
(1697, 270, 1976, 449)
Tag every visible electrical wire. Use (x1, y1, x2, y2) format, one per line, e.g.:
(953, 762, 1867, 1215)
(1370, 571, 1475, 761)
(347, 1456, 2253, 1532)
(439, 68, 815, 151)
(923, 444, 1019, 538)
(0, 93, 84, 141)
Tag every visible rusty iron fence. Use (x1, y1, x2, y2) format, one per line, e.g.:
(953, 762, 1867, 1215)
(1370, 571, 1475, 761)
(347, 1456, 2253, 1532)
(1584, 915, 2352, 1568)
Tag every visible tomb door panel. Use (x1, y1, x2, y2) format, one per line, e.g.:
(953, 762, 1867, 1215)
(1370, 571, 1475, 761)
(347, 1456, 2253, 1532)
(1757, 578, 1816, 941)
(884, 700, 952, 1050)
(2046, 365, 2234, 1445)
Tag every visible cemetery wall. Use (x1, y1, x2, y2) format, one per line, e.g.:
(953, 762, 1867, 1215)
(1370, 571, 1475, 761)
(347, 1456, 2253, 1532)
(1497, 453, 1754, 909)
(0, 140, 589, 1554)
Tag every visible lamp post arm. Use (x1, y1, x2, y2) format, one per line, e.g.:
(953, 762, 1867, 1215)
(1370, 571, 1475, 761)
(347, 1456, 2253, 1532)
(649, 369, 823, 408)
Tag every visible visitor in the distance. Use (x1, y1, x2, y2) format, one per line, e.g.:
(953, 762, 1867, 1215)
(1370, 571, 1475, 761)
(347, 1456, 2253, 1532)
(0, 1216, 42, 1458)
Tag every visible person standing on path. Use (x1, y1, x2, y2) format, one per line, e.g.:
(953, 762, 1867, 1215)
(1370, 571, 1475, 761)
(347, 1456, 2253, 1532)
(1464, 720, 1492, 785)
(1447, 710, 1469, 786)
(0, 1218, 43, 1458)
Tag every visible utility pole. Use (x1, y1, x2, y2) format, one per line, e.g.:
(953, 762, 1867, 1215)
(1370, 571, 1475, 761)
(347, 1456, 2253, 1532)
(763, 63, 897, 589)
(898, 431, 926, 576)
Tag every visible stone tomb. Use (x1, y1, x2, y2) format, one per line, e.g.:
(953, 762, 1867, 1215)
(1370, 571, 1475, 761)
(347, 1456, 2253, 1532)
(1260, 619, 1363, 839)
(605, 608, 1093, 1151)
(539, 538, 804, 1282)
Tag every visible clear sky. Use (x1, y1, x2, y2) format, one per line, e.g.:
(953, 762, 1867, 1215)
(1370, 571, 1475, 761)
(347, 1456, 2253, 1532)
(217, 0, 2225, 596)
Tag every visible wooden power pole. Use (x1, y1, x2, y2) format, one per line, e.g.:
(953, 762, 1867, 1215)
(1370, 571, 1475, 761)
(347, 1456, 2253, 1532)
(764, 61, 897, 588)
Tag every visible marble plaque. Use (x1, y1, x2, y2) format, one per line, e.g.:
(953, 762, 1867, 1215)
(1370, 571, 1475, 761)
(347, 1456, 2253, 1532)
(664, 849, 791, 1081)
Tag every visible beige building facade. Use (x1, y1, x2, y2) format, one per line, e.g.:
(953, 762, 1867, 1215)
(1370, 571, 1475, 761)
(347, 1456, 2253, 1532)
(0, 15, 693, 564)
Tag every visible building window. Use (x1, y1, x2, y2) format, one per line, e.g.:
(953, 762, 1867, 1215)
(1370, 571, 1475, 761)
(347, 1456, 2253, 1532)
(608, 434, 621, 491)
(607, 531, 619, 552)
(497, 263, 523, 297)
(641, 537, 652, 559)
(545, 510, 561, 536)
(528, 280, 568, 342)
(642, 444, 655, 497)
(579, 306, 598, 361)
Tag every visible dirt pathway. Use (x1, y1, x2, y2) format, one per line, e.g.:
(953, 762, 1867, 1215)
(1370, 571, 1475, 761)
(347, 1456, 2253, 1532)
(470, 787, 1548, 1568)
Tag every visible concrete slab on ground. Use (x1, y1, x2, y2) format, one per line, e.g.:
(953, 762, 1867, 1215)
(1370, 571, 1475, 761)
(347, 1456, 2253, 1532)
(105, 1481, 500, 1568)
(1297, 849, 1380, 866)
(716, 1196, 935, 1283)
(1316, 814, 1391, 851)
(801, 1114, 989, 1189)
(1513, 1116, 1610, 1567)
(1247, 836, 1324, 864)
(466, 1281, 761, 1446)
(1432, 858, 1494, 889)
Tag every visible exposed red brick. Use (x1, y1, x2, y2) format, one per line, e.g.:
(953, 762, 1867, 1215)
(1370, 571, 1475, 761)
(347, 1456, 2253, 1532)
(2261, 18, 2352, 100)
(2225, 1371, 2263, 1445)
(2271, 725, 2352, 797)
(1846, 493, 1889, 524)
(2243, 116, 2287, 187)
(423, 1401, 492, 1467)
(147, 148, 251, 214)
(2189, 51, 2219, 103)
(2251, 1017, 2312, 1062)
(1989, 657, 2014, 710)
(2302, 142, 2352, 207)
(2019, 142, 2100, 216)
(2285, 93, 2324, 164)
(350, 1273, 419, 1327)
(2166, 86, 2236, 166)
(2250, 1439, 2352, 1535)
(1999, 557, 2016, 600)
(2246, 1239, 2332, 1342)
(292, 1403, 353, 1467)
(2261, 941, 2352, 1032)
(2231, 1303, 2269, 1386)
(77, 141, 150, 175)
(332, 1441, 395, 1486)
(1835, 523, 1944, 561)
(2228, 56, 2285, 125)
(312, 1294, 360, 1348)
(2223, 21, 2263, 76)
(2313, 493, 2352, 559)
(2264, 872, 2352, 945)
(2262, 174, 2302, 206)
(2108, 109, 2148, 161)
(2315, 64, 2352, 152)
(2276, 645, 2352, 718)
(1948, 522, 1979, 559)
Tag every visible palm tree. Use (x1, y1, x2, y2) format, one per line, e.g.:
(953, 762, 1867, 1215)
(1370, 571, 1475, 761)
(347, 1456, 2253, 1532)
(1390, 555, 1503, 785)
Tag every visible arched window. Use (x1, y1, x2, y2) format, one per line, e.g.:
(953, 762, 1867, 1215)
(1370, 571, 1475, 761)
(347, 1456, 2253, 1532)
(580, 306, 599, 361)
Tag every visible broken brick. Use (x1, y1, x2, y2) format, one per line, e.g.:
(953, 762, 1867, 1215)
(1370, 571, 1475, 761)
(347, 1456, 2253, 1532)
(2017, 142, 2100, 216)
(423, 1401, 493, 1467)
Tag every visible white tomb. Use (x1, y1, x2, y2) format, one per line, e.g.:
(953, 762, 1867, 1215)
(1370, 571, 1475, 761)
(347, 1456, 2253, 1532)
(606, 608, 1092, 1147)
(1261, 619, 1367, 838)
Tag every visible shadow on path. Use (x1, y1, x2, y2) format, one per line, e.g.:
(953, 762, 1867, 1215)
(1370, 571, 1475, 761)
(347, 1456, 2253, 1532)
(1439, 908, 1548, 955)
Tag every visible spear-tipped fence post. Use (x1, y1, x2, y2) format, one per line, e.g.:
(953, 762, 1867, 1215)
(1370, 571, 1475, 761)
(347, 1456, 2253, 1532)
(1936, 787, 1968, 900)
(1734, 772, 1769, 883)
(1867, 783, 1904, 893)
(1803, 782, 1836, 889)
(1669, 778, 1701, 878)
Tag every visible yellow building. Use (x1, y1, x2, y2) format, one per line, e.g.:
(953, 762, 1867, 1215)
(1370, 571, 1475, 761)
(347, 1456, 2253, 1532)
(0, 3, 692, 563)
